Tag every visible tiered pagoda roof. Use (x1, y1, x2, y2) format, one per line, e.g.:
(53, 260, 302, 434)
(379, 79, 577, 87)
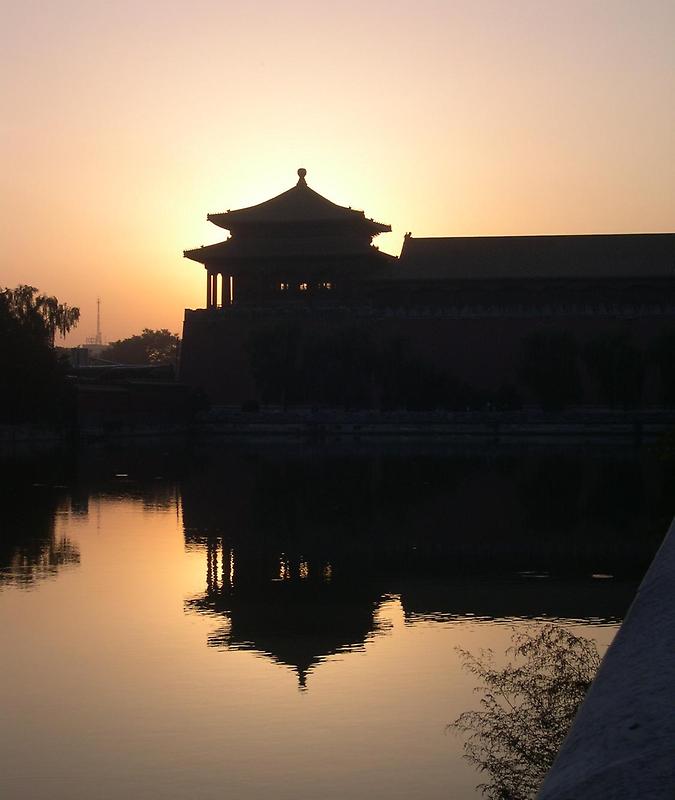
(207, 168, 390, 233)
(184, 168, 391, 267)
(184, 234, 390, 262)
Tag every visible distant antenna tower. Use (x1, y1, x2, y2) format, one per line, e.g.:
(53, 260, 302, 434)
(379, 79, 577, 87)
(85, 297, 104, 346)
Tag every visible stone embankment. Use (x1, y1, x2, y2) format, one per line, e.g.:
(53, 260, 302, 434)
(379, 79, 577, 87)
(537, 517, 675, 799)
(196, 408, 675, 443)
(0, 424, 64, 443)
(2, 410, 675, 443)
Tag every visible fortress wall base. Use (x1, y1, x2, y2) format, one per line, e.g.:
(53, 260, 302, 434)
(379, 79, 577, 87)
(179, 308, 669, 407)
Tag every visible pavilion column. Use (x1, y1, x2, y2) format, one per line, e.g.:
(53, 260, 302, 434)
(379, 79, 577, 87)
(207, 271, 218, 308)
(207, 272, 218, 308)
(206, 539, 215, 594)
(221, 272, 227, 307)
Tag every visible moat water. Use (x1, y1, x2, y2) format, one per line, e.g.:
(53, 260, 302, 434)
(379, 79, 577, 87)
(1, 442, 672, 800)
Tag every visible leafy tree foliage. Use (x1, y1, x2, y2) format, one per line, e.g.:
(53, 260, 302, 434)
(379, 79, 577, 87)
(106, 328, 179, 365)
(518, 331, 582, 411)
(247, 323, 484, 411)
(247, 322, 306, 408)
(247, 322, 674, 412)
(0, 456, 81, 586)
(650, 330, 675, 405)
(0, 285, 80, 422)
(1, 285, 80, 345)
(451, 625, 600, 800)
(584, 335, 644, 409)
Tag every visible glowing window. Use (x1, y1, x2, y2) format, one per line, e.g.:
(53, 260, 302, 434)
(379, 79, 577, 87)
(319, 281, 333, 290)
(299, 282, 308, 291)
(279, 282, 289, 291)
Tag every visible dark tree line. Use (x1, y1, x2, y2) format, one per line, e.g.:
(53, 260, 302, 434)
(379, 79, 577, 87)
(249, 323, 500, 411)
(0, 286, 80, 423)
(248, 322, 675, 411)
(651, 330, 675, 405)
(106, 328, 179, 365)
(519, 329, 675, 411)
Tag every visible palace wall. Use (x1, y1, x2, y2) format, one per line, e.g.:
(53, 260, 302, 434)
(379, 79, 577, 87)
(180, 306, 672, 408)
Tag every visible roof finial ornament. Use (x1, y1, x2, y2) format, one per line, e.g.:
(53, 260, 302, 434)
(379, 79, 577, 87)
(297, 167, 307, 186)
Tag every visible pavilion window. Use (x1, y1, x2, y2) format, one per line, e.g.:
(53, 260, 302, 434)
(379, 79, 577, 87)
(299, 282, 309, 291)
(279, 282, 289, 291)
(319, 281, 333, 290)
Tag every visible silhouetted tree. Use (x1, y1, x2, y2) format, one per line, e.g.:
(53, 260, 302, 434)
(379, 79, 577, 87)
(495, 383, 524, 411)
(305, 328, 379, 409)
(0, 456, 81, 585)
(376, 338, 485, 411)
(249, 324, 473, 411)
(106, 328, 179, 365)
(1, 285, 80, 345)
(0, 285, 79, 422)
(248, 322, 307, 408)
(584, 335, 644, 408)
(650, 330, 675, 406)
(518, 331, 581, 411)
(451, 625, 600, 800)
(392, 357, 469, 411)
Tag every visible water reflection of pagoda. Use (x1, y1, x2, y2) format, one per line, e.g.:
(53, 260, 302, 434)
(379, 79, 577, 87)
(187, 537, 382, 689)
(181, 448, 665, 686)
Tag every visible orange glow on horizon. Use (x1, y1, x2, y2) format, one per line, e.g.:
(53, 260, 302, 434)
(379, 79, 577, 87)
(2, 1, 674, 344)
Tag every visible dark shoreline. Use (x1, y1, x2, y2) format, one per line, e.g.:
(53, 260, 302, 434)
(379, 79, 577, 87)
(2, 407, 674, 444)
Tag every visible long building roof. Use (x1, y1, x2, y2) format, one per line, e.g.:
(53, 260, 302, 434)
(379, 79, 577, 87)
(386, 233, 675, 281)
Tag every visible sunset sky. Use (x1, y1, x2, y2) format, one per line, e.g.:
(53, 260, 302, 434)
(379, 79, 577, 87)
(2, 0, 674, 344)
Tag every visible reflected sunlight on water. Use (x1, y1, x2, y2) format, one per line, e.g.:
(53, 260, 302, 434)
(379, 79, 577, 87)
(0, 443, 672, 799)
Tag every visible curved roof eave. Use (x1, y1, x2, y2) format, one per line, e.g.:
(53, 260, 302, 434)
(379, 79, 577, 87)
(205, 170, 390, 232)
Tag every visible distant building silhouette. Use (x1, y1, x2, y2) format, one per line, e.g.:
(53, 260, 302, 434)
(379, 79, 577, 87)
(180, 169, 675, 408)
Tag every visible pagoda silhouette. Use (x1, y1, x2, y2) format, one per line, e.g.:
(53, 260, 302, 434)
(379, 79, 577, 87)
(184, 168, 394, 309)
(180, 169, 675, 408)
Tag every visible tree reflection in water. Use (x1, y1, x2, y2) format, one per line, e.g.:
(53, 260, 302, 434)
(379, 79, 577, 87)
(1, 536, 80, 587)
(452, 625, 600, 800)
(0, 478, 81, 587)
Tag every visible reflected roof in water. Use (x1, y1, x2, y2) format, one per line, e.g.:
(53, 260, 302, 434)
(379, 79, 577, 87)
(1, 442, 673, 800)
(1, 441, 672, 681)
